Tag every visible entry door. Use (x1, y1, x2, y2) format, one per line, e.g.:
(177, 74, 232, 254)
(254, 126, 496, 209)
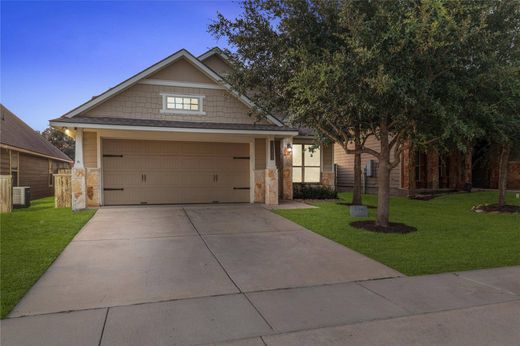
(102, 139, 250, 205)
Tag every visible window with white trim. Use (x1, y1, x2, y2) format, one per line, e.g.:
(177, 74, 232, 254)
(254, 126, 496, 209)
(292, 144, 321, 183)
(161, 94, 205, 115)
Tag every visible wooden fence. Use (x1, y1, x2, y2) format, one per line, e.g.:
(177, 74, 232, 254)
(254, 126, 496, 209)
(54, 173, 71, 208)
(0, 175, 12, 213)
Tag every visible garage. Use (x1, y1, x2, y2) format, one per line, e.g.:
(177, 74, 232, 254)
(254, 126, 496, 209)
(102, 139, 250, 205)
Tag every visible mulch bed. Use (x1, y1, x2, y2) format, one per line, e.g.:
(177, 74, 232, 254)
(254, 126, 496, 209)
(337, 202, 377, 209)
(472, 204, 520, 214)
(350, 221, 417, 234)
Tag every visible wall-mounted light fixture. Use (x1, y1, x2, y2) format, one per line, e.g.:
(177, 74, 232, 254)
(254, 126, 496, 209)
(286, 143, 293, 153)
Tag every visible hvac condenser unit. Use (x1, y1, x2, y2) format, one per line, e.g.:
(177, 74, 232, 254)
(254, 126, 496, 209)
(13, 186, 31, 208)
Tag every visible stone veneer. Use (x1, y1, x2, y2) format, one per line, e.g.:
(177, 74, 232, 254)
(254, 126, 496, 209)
(321, 171, 336, 189)
(265, 167, 279, 205)
(281, 138, 293, 200)
(254, 170, 266, 203)
(71, 167, 86, 211)
(86, 168, 101, 207)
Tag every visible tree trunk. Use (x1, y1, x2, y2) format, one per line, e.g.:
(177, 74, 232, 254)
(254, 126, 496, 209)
(408, 143, 416, 198)
(498, 144, 510, 207)
(376, 122, 391, 227)
(352, 128, 362, 205)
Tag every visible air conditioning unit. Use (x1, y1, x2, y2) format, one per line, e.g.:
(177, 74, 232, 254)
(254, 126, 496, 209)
(365, 160, 376, 177)
(13, 186, 31, 208)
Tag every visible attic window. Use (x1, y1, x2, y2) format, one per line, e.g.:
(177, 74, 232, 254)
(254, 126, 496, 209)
(160, 93, 205, 115)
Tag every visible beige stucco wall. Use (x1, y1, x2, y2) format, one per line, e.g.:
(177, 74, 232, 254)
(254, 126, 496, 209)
(334, 136, 402, 192)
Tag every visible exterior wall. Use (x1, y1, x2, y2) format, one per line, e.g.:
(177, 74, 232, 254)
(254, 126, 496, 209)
(149, 58, 215, 84)
(18, 153, 68, 199)
(255, 138, 266, 169)
(83, 131, 98, 168)
(85, 83, 264, 125)
(490, 160, 520, 190)
(202, 55, 232, 76)
(322, 144, 334, 172)
(334, 137, 402, 194)
(0, 148, 10, 174)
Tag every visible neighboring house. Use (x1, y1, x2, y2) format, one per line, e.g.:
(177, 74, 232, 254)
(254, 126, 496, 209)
(0, 105, 72, 199)
(334, 139, 520, 195)
(50, 48, 335, 208)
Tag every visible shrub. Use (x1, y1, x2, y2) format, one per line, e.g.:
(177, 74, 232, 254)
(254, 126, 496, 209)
(293, 184, 337, 199)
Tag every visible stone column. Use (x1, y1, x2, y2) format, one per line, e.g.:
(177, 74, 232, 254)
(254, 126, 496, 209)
(281, 137, 293, 200)
(71, 129, 86, 211)
(265, 137, 279, 205)
(320, 145, 336, 189)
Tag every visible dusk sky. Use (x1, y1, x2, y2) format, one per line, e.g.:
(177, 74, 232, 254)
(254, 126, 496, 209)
(1, 1, 241, 131)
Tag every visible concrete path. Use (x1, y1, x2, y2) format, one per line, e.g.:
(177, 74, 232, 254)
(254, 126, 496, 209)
(1, 205, 519, 345)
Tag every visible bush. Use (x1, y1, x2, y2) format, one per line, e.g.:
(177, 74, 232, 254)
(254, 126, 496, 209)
(293, 184, 337, 199)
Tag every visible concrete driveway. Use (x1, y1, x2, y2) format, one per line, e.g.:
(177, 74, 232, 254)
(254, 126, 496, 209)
(8, 204, 400, 316)
(3, 205, 519, 346)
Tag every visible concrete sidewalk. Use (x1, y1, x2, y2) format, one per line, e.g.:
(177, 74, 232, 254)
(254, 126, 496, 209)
(2, 266, 519, 346)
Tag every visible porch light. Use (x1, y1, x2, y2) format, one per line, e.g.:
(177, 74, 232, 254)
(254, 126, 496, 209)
(286, 143, 293, 153)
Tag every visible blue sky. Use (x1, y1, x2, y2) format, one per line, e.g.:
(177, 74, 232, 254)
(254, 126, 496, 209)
(1, 1, 241, 130)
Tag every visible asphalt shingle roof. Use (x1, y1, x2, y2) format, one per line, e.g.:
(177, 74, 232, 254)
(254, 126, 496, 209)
(1, 105, 72, 161)
(50, 116, 298, 133)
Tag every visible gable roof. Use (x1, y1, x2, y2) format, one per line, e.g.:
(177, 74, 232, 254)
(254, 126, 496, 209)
(198, 47, 233, 64)
(60, 49, 284, 126)
(1, 105, 72, 162)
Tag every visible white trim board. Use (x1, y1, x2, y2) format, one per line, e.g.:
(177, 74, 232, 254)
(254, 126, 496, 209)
(61, 49, 284, 127)
(50, 121, 299, 136)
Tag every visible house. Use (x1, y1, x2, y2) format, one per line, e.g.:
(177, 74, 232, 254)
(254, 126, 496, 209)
(334, 138, 520, 195)
(0, 105, 72, 199)
(50, 48, 335, 209)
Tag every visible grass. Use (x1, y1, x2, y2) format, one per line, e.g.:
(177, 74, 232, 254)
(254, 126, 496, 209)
(275, 191, 520, 276)
(0, 197, 95, 318)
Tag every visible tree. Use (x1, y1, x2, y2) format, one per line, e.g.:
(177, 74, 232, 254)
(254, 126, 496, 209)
(474, 0, 520, 207)
(210, 0, 490, 227)
(41, 127, 75, 159)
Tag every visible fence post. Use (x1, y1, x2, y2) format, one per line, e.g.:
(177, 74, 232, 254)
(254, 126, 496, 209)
(0, 175, 13, 213)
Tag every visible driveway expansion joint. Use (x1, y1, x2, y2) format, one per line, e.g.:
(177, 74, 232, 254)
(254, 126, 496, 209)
(182, 208, 275, 330)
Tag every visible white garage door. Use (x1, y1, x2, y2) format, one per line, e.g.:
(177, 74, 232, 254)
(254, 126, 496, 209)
(102, 139, 250, 205)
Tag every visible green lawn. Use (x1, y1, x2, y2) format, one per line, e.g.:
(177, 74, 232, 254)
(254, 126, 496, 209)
(0, 197, 95, 318)
(275, 191, 520, 276)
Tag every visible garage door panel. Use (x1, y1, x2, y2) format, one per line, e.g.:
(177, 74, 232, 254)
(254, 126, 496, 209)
(103, 139, 251, 205)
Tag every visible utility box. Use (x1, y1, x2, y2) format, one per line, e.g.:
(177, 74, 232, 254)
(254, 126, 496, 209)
(13, 186, 31, 208)
(365, 160, 376, 177)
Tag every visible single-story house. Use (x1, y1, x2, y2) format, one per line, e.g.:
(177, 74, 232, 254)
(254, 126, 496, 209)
(50, 48, 335, 209)
(50, 48, 519, 209)
(1, 104, 72, 199)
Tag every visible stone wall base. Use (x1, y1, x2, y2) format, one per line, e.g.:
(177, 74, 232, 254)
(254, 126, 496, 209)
(254, 170, 266, 203)
(71, 167, 86, 211)
(321, 171, 336, 189)
(86, 168, 101, 207)
(265, 167, 279, 205)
